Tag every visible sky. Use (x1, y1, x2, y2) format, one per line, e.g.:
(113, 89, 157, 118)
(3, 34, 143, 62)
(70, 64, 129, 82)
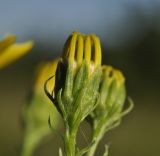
(0, 0, 159, 48)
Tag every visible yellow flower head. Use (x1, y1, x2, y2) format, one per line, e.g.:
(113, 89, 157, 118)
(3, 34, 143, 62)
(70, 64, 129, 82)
(0, 34, 33, 69)
(94, 65, 126, 117)
(102, 65, 125, 87)
(45, 32, 102, 123)
(62, 32, 101, 74)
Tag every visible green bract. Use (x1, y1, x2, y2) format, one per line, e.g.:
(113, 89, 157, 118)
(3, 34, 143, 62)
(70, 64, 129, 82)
(54, 60, 101, 125)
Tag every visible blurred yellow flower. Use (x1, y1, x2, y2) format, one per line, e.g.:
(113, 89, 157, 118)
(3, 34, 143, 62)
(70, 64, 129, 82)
(34, 59, 59, 94)
(22, 59, 60, 156)
(0, 34, 33, 69)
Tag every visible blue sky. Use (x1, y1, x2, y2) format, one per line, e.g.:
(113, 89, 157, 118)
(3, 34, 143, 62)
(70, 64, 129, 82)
(0, 0, 159, 48)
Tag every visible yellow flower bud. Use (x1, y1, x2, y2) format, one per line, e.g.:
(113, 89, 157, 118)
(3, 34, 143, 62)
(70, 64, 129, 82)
(95, 65, 126, 116)
(45, 32, 102, 128)
(102, 65, 125, 87)
(62, 32, 101, 75)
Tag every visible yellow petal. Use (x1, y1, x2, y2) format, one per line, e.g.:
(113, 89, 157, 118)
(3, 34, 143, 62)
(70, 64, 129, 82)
(62, 32, 102, 75)
(91, 34, 102, 65)
(0, 35, 16, 52)
(102, 65, 125, 87)
(114, 69, 125, 86)
(69, 32, 78, 63)
(76, 35, 83, 65)
(84, 36, 91, 62)
(0, 41, 33, 69)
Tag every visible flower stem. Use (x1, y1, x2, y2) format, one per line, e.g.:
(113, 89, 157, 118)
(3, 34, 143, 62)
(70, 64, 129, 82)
(87, 129, 104, 156)
(87, 117, 107, 156)
(21, 137, 35, 156)
(64, 124, 78, 156)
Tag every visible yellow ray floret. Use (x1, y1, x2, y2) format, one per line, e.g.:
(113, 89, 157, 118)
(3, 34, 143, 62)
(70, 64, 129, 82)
(102, 65, 125, 86)
(0, 35, 16, 52)
(114, 70, 125, 86)
(84, 36, 91, 62)
(69, 32, 78, 63)
(0, 34, 33, 69)
(76, 35, 83, 65)
(62, 32, 102, 68)
(91, 34, 102, 65)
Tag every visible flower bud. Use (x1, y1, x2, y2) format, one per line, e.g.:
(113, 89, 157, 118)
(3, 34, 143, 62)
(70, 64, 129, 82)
(45, 32, 102, 129)
(86, 65, 133, 156)
(95, 65, 126, 118)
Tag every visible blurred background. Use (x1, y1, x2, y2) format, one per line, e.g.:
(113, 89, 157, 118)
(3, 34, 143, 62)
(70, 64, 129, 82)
(0, 0, 160, 156)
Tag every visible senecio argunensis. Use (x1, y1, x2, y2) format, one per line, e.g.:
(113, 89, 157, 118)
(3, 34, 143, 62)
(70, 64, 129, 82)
(45, 32, 133, 156)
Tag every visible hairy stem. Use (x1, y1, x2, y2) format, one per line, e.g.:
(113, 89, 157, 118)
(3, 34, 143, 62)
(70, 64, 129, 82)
(21, 138, 35, 156)
(87, 117, 107, 156)
(64, 123, 78, 156)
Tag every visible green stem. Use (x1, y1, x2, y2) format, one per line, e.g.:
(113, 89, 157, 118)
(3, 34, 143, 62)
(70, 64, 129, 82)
(21, 137, 35, 156)
(86, 139, 100, 156)
(64, 124, 78, 156)
(87, 117, 107, 156)
(87, 129, 104, 156)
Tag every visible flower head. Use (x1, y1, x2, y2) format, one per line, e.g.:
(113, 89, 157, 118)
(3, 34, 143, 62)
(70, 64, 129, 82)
(45, 32, 102, 128)
(95, 65, 126, 117)
(62, 31, 101, 73)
